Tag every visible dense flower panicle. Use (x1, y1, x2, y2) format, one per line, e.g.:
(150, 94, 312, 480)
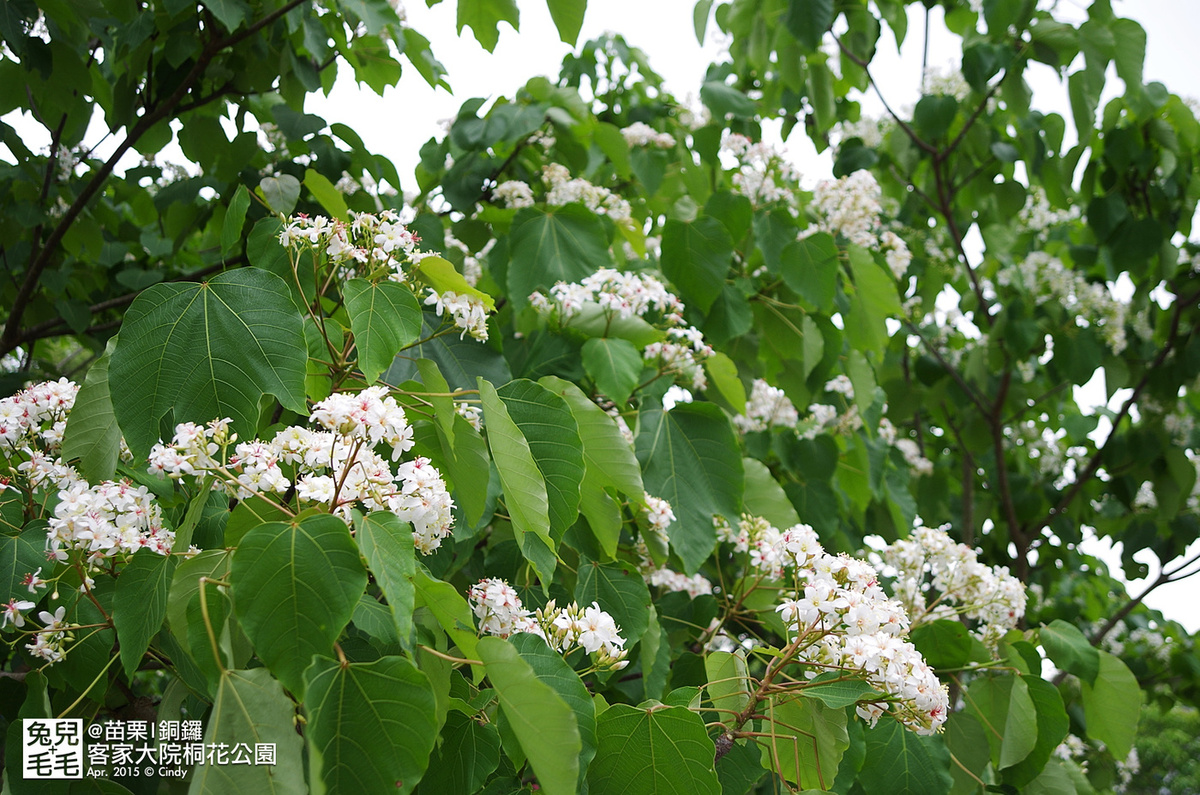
(882, 524, 1026, 647)
(530, 268, 712, 394)
(642, 493, 676, 534)
(148, 387, 454, 554)
(424, 288, 490, 341)
(542, 164, 632, 222)
(0, 378, 79, 449)
(493, 180, 535, 209)
(997, 252, 1128, 354)
(733, 379, 799, 433)
(48, 479, 174, 561)
(531, 268, 683, 324)
(720, 133, 801, 206)
(621, 122, 675, 149)
(469, 578, 629, 669)
(714, 512, 948, 733)
(831, 115, 893, 151)
(806, 170, 883, 248)
(1018, 186, 1081, 234)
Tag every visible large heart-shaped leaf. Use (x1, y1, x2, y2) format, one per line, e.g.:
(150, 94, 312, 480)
(304, 655, 438, 794)
(110, 269, 307, 457)
(508, 205, 610, 308)
(231, 514, 366, 698)
(344, 279, 423, 383)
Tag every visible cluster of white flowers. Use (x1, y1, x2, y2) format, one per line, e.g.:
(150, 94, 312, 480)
(804, 170, 885, 250)
(468, 578, 628, 669)
(542, 164, 632, 222)
(708, 514, 951, 734)
(879, 229, 914, 280)
(148, 387, 455, 553)
(997, 252, 1128, 354)
(799, 402, 862, 440)
(530, 269, 713, 393)
(424, 288, 490, 341)
(1054, 734, 1139, 791)
(24, 606, 71, 664)
(642, 493, 676, 535)
(882, 524, 1026, 648)
(1018, 186, 1080, 235)
(831, 116, 893, 151)
(48, 479, 174, 562)
(441, 229, 491, 287)
(878, 418, 934, 477)
(0, 378, 79, 450)
(720, 133, 801, 206)
(1092, 618, 1175, 663)
(921, 65, 972, 101)
(278, 210, 419, 283)
(825, 375, 855, 399)
(621, 122, 675, 149)
(631, 494, 715, 597)
(732, 379, 799, 433)
(455, 401, 483, 432)
(530, 268, 683, 324)
(606, 407, 636, 446)
(493, 180, 535, 209)
(1008, 418, 1069, 478)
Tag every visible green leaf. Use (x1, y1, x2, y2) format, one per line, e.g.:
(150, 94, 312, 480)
(965, 675, 1038, 770)
(508, 205, 610, 309)
(1111, 17, 1145, 88)
(705, 649, 750, 716)
(858, 718, 952, 795)
(113, 549, 177, 678)
(699, 81, 757, 119)
(914, 95, 959, 141)
(478, 636, 582, 795)
(188, 668, 307, 795)
(539, 376, 643, 498)
(545, 0, 585, 45)
(354, 511, 416, 651)
(499, 377, 585, 540)
(801, 315, 824, 380)
(846, 245, 900, 355)
(742, 458, 801, 528)
(1039, 619, 1099, 685)
(221, 184, 251, 257)
(457, 0, 519, 51)
(167, 549, 232, 658)
(762, 694, 848, 790)
(418, 710, 501, 794)
(510, 633, 597, 788)
(575, 557, 652, 645)
(799, 674, 883, 709)
(661, 216, 734, 313)
(0, 523, 47, 604)
(414, 254, 496, 310)
(304, 168, 349, 219)
(259, 174, 301, 215)
(694, 0, 714, 44)
(581, 337, 642, 407)
(224, 494, 290, 547)
(338, 0, 402, 35)
(478, 379, 554, 583)
(344, 279, 423, 383)
(593, 121, 632, 179)
(910, 619, 971, 671)
(200, 0, 249, 32)
(1003, 675, 1070, 788)
(305, 655, 438, 794)
(588, 704, 720, 795)
(945, 711, 990, 795)
(705, 351, 746, 413)
(411, 565, 479, 661)
(636, 403, 743, 573)
(109, 269, 307, 457)
(785, 0, 835, 50)
(231, 515, 367, 698)
(1081, 650, 1141, 759)
(59, 339, 120, 482)
(780, 233, 838, 313)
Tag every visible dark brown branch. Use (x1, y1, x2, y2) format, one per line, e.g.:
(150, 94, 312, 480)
(988, 371, 1026, 579)
(1025, 285, 1200, 541)
(834, 37, 938, 156)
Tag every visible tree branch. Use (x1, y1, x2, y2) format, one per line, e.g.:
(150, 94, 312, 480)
(0, 0, 308, 357)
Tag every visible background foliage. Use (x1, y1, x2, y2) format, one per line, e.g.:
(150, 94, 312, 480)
(1, 0, 1198, 793)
